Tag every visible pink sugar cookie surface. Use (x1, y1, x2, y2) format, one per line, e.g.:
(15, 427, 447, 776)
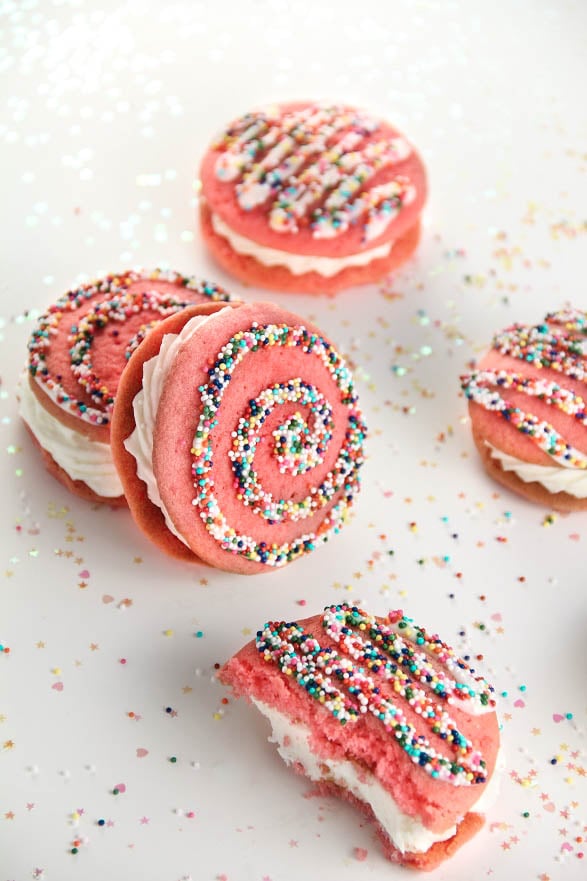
(153, 303, 362, 572)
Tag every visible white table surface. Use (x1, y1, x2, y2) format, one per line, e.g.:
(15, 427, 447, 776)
(1, 1, 586, 879)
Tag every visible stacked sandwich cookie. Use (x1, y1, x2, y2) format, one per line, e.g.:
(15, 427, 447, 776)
(462, 307, 587, 511)
(220, 603, 500, 870)
(199, 102, 427, 295)
(111, 301, 367, 572)
(19, 269, 231, 505)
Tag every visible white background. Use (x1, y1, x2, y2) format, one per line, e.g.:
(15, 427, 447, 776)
(1, 1, 586, 879)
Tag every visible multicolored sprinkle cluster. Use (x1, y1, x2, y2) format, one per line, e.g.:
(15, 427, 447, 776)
(461, 307, 587, 468)
(256, 603, 495, 785)
(272, 397, 332, 477)
(69, 290, 195, 410)
(27, 270, 230, 427)
(494, 316, 587, 380)
(214, 103, 416, 242)
(190, 323, 366, 566)
(125, 320, 160, 360)
(228, 379, 334, 522)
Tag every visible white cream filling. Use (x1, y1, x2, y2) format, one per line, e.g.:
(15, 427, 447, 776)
(253, 700, 501, 855)
(211, 212, 393, 277)
(487, 443, 587, 498)
(124, 312, 225, 545)
(18, 374, 123, 498)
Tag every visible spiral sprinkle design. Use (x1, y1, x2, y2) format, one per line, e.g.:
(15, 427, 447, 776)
(256, 604, 495, 786)
(191, 323, 366, 566)
(228, 380, 334, 522)
(69, 290, 196, 410)
(28, 269, 231, 427)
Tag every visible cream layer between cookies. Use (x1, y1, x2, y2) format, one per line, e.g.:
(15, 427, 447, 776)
(124, 311, 229, 545)
(210, 212, 393, 277)
(18, 375, 123, 497)
(487, 443, 587, 498)
(253, 699, 501, 855)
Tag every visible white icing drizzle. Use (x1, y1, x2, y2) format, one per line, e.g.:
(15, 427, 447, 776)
(213, 104, 415, 242)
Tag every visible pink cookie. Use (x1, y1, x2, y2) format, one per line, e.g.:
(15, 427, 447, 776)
(111, 301, 367, 573)
(220, 603, 500, 870)
(19, 269, 231, 505)
(199, 102, 427, 295)
(461, 307, 587, 511)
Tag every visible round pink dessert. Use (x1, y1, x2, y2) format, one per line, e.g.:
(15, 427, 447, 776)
(461, 307, 587, 511)
(111, 301, 367, 573)
(199, 101, 427, 294)
(21, 269, 231, 504)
